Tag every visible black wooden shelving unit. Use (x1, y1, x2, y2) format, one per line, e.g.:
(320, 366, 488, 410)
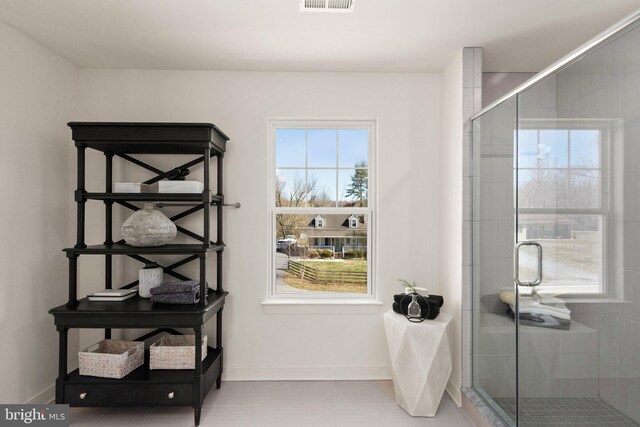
(49, 122, 230, 426)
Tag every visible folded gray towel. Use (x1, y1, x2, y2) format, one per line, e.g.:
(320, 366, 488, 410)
(151, 291, 200, 304)
(150, 280, 208, 296)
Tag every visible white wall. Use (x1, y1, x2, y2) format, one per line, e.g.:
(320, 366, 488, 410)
(438, 52, 464, 403)
(0, 21, 78, 403)
(75, 69, 441, 380)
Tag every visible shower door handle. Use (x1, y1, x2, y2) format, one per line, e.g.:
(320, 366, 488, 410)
(514, 241, 542, 287)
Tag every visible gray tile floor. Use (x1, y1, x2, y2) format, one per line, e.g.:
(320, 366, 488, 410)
(68, 381, 474, 427)
(494, 397, 640, 427)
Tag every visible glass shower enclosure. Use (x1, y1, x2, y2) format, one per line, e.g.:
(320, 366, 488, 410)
(471, 11, 640, 427)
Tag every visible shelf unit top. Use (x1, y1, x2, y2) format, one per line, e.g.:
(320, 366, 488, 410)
(83, 192, 221, 203)
(68, 122, 230, 154)
(63, 243, 224, 255)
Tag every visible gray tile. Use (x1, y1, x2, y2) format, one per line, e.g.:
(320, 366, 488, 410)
(473, 48, 483, 89)
(622, 72, 640, 124)
(464, 88, 475, 118)
(616, 366, 640, 423)
(138, 407, 193, 426)
(68, 407, 106, 426)
(619, 318, 640, 372)
(474, 88, 482, 113)
(200, 382, 474, 427)
(596, 309, 619, 361)
(494, 397, 640, 426)
(622, 25, 640, 78)
(464, 48, 474, 88)
(98, 407, 153, 425)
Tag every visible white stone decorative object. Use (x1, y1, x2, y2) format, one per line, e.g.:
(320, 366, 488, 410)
(121, 203, 177, 247)
(158, 180, 204, 193)
(139, 263, 164, 298)
(383, 310, 453, 417)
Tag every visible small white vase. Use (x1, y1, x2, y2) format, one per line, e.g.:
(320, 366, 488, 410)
(121, 203, 177, 247)
(139, 263, 163, 298)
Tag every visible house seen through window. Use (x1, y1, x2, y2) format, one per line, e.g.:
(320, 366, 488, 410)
(271, 121, 374, 296)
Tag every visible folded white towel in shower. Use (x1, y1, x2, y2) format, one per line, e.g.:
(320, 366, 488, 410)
(500, 288, 566, 307)
(509, 303, 571, 320)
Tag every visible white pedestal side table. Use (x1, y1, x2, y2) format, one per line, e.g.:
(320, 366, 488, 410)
(383, 309, 453, 417)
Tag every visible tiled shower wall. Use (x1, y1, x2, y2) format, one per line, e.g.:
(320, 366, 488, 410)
(482, 72, 536, 108)
(559, 26, 640, 423)
(462, 47, 482, 388)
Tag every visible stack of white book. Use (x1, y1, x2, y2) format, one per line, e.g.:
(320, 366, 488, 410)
(88, 288, 137, 302)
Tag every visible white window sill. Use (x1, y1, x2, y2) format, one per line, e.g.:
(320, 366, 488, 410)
(261, 298, 384, 314)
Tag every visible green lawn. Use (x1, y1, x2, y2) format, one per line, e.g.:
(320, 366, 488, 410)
(301, 259, 367, 273)
(282, 273, 367, 293)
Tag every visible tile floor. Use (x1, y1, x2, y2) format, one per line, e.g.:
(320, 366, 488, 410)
(68, 381, 475, 427)
(494, 397, 640, 427)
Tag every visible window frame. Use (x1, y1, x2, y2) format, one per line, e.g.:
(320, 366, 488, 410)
(518, 118, 613, 296)
(267, 119, 378, 301)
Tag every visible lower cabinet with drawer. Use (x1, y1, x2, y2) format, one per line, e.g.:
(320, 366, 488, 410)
(65, 383, 193, 406)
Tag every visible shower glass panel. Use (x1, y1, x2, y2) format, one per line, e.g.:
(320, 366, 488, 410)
(472, 18, 640, 427)
(471, 97, 518, 427)
(515, 27, 638, 427)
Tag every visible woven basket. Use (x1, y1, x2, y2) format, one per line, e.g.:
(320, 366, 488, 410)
(150, 335, 207, 370)
(79, 340, 144, 379)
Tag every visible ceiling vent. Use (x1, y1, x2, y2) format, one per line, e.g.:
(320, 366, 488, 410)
(299, 0, 355, 13)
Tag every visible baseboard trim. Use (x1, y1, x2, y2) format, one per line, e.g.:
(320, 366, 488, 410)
(223, 366, 393, 381)
(25, 384, 55, 404)
(446, 379, 462, 407)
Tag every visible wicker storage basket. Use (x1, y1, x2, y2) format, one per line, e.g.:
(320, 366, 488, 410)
(150, 335, 207, 370)
(79, 340, 144, 379)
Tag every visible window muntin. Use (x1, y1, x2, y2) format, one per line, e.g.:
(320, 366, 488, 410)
(275, 128, 369, 208)
(518, 126, 605, 294)
(271, 121, 375, 298)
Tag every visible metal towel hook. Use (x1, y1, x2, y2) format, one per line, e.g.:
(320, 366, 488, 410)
(223, 202, 241, 208)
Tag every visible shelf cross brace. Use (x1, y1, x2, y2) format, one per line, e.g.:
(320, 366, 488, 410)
(119, 254, 200, 289)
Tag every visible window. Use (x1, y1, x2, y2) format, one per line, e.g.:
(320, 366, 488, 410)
(517, 122, 607, 294)
(269, 120, 375, 298)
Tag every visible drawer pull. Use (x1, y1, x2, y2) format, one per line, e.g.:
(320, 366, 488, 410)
(168, 392, 175, 399)
(79, 392, 87, 400)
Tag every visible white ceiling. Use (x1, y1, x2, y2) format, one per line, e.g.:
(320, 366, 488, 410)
(0, 0, 638, 73)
